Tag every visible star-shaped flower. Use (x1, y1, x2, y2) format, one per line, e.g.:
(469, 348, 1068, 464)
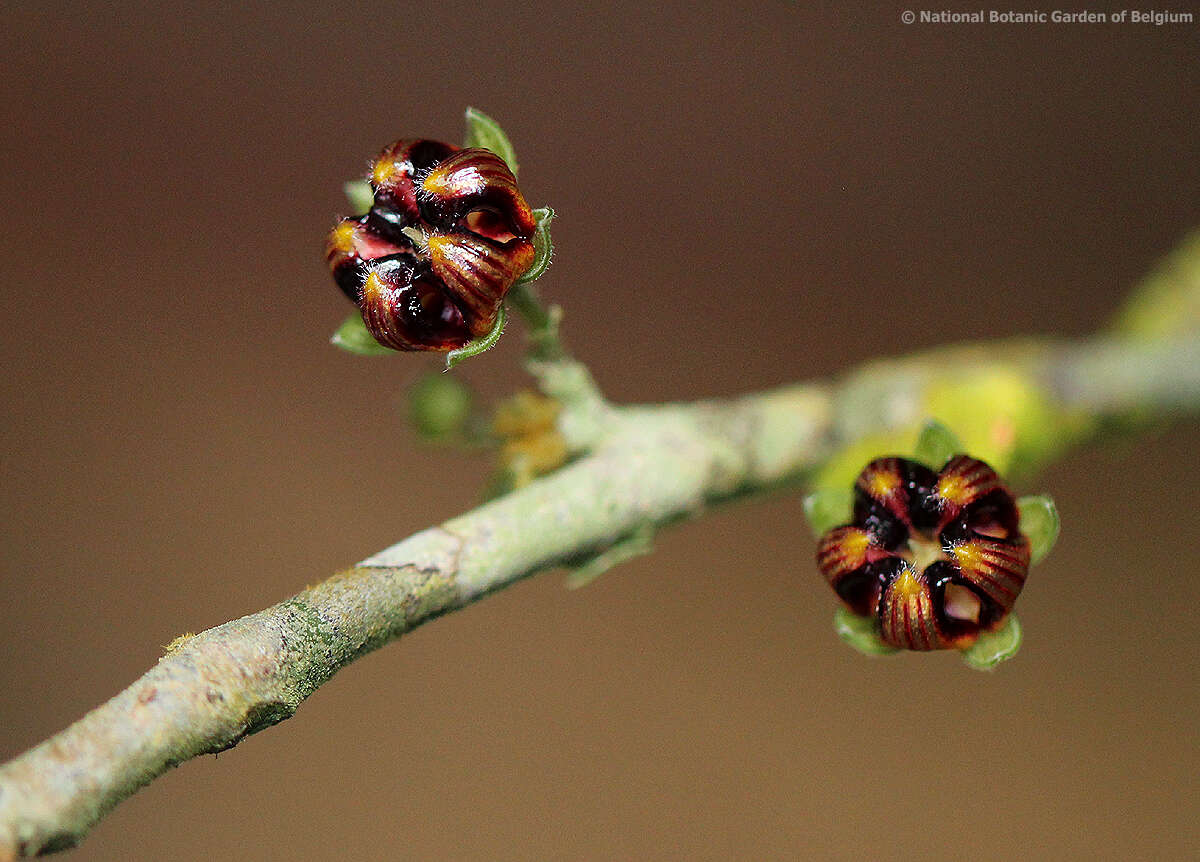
(816, 455, 1031, 650)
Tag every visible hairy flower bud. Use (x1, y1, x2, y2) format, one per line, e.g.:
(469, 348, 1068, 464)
(326, 139, 536, 351)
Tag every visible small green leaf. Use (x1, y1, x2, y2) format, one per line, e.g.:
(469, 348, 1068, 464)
(913, 418, 963, 469)
(517, 207, 554, 284)
(408, 373, 474, 440)
(802, 488, 853, 537)
(833, 607, 900, 657)
(331, 312, 394, 356)
(961, 614, 1023, 670)
(445, 304, 506, 370)
(479, 464, 520, 503)
(1018, 494, 1060, 564)
(565, 525, 655, 590)
(464, 107, 518, 176)
(343, 179, 374, 216)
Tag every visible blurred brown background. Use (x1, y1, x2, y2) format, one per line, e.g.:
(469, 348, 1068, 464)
(2, 2, 1198, 859)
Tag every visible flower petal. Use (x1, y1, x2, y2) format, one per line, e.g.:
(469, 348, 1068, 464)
(370, 139, 459, 223)
(816, 527, 887, 616)
(852, 457, 937, 537)
(947, 536, 1030, 613)
(934, 455, 1002, 515)
(427, 232, 535, 335)
(325, 216, 413, 302)
(420, 148, 536, 237)
(358, 257, 473, 351)
(878, 561, 946, 650)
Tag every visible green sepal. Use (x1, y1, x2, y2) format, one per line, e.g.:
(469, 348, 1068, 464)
(1017, 494, 1060, 564)
(517, 207, 554, 285)
(464, 107, 518, 176)
(343, 179, 374, 216)
(913, 418, 964, 470)
(445, 304, 506, 370)
(833, 607, 900, 657)
(331, 312, 394, 356)
(961, 614, 1023, 670)
(564, 525, 655, 590)
(802, 488, 854, 537)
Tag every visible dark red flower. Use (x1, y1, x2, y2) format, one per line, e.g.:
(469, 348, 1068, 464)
(326, 139, 536, 351)
(816, 455, 1031, 651)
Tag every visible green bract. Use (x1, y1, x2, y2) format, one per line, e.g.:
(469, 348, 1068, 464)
(342, 179, 373, 216)
(1018, 494, 1060, 563)
(802, 488, 853, 537)
(961, 614, 1023, 670)
(518, 208, 555, 285)
(331, 313, 394, 356)
(833, 607, 900, 657)
(464, 106, 519, 176)
(912, 418, 963, 469)
(446, 304, 507, 370)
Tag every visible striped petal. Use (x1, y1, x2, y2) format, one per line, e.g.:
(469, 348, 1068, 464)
(358, 258, 472, 351)
(816, 527, 888, 616)
(948, 536, 1031, 613)
(325, 216, 413, 302)
(878, 562, 947, 651)
(427, 232, 535, 335)
(420, 148, 536, 236)
(855, 457, 908, 517)
(853, 457, 937, 536)
(370, 139, 459, 223)
(933, 455, 1003, 522)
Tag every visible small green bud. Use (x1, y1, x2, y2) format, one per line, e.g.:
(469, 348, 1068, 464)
(408, 373, 474, 440)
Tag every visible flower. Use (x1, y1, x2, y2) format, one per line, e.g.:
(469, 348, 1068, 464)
(325, 139, 536, 351)
(816, 455, 1031, 650)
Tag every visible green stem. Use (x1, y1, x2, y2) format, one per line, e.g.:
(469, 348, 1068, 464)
(508, 282, 564, 361)
(503, 282, 610, 450)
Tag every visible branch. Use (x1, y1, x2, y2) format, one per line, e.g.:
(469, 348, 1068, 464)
(2, 230, 1199, 858)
